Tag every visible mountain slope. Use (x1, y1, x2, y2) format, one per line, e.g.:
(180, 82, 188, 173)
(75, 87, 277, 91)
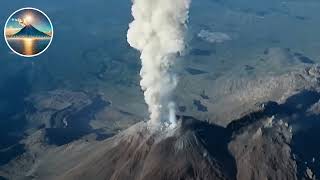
(10, 25, 50, 38)
(59, 118, 236, 180)
(3, 65, 320, 179)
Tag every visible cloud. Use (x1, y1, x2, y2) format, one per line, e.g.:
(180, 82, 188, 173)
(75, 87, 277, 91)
(198, 30, 231, 43)
(5, 27, 21, 36)
(11, 18, 26, 27)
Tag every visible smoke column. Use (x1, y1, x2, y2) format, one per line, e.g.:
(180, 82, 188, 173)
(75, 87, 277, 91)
(127, 0, 191, 127)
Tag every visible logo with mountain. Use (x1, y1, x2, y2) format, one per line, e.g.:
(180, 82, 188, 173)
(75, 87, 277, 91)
(4, 7, 53, 57)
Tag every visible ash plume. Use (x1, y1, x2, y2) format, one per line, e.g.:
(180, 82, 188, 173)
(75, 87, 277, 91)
(127, 0, 191, 127)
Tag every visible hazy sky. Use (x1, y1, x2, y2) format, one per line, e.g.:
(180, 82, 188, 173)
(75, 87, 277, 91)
(5, 8, 52, 35)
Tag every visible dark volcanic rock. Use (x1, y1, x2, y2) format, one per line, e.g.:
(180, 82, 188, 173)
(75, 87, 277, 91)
(178, 106, 186, 112)
(186, 68, 208, 75)
(60, 118, 236, 180)
(193, 100, 208, 112)
(244, 65, 254, 71)
(27, 107, 302, 180)
(46, 96, 110, 145)
(294, 52, 315, 64)
(200, 90, 210, 100)
(228, 116, 296, 180)
(190, 49, 213, 56)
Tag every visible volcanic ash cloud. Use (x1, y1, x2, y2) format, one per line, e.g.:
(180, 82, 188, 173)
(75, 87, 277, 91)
(127, 0, 191, 127)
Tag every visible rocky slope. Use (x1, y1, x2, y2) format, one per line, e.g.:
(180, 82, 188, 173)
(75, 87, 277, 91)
(2, 65, 320, 179)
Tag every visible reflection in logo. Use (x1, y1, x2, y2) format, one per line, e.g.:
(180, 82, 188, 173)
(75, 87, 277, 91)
(23, 38, 34, 55)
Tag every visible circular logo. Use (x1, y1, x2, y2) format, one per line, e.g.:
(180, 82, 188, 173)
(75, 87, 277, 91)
(4, 7, 53, 57)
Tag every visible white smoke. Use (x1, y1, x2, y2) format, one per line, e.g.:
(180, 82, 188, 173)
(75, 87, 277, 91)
(12, 18, 26, 27)
(127, 0, 191, 127)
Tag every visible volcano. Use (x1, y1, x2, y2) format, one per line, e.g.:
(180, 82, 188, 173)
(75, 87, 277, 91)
(42, 117, 238, 180)
(0, 114, 297, 180)
(9, 24, 50, 38)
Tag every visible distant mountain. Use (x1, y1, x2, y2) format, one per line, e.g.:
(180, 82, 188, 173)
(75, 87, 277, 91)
(10, 24, 50, 38)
